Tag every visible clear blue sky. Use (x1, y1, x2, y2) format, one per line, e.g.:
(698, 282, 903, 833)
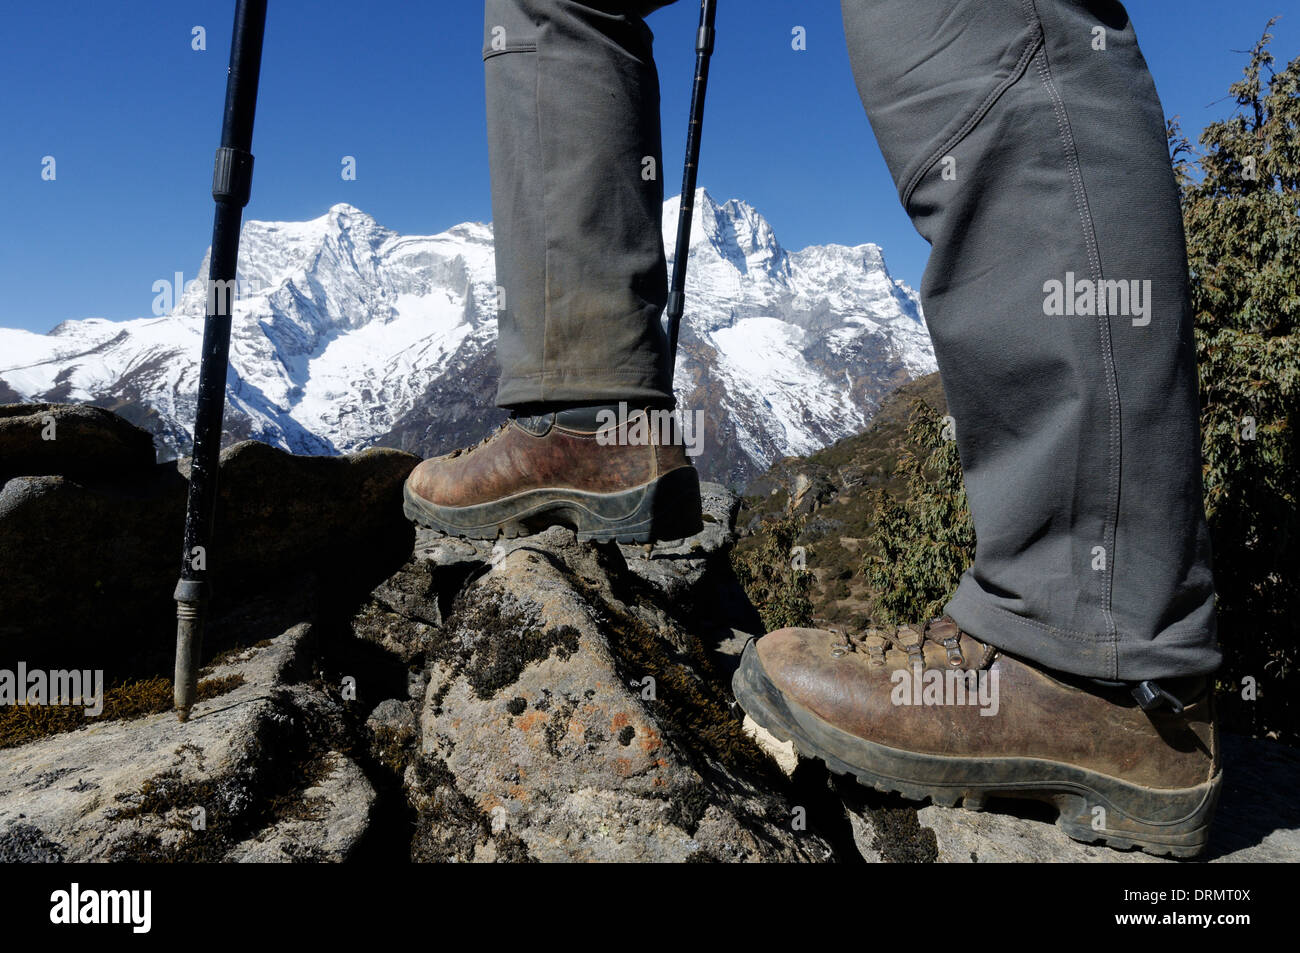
(1, 1, 1295, 333)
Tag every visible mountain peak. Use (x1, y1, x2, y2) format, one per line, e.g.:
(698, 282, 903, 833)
(663, 189, 784, 276)
(314, 203, 389, 241)
(324, 202, 375, 223)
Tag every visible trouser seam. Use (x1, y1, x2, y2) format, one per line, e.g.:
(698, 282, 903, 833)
(900, 0, 1044, 210)
(1027, 0, 1122, 677)
(533, 42, 554, 404)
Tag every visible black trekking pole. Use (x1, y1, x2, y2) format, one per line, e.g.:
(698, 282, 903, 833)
(173, 0, 268, 722)
(665, 0, 717, 389)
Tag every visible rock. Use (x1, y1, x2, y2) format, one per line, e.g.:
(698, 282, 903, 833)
(836, 465, 869, 489)
(351, 531, 493, 663)
(0, 468, 186, 665)
(197, 440, 419, 593)
(224, 752, 376, 863)
(367, 697, 418, 734)
(700, 481, 742, 535)
(4, 401, 1297, 864)
(803, 515, 846, 540)
(1205, 733, 1300, 861)
(0, 404, 419, 666)
(365, 698, 420, 775)
(743, 715, 797, 776)
(0, 823, 66, 863)
(382, 526, 833, 862)
(909, 801, 1164, 864)
(793, 472, 837, 515)
(618, 481, 737, 599)
(747, 461, 838, 518)
(0, 403, 156, 484)
(746, 725, 1300, 863)
(846, 810, 886, 863)
(0, 620, 374, 862)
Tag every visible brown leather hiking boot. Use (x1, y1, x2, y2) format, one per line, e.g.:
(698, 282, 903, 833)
(402, 405, 702, 544)
(732, 617, 1221, 857)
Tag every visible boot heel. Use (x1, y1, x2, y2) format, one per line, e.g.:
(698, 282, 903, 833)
(573, 465, 702, 544)
(1053, 774, 1221, 858)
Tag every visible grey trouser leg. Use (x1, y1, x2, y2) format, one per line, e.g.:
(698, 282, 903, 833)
(841, 0, 1218, 680)
(484, 0, 675, 408)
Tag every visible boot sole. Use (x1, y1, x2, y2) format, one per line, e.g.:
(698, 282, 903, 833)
(733, 640, 1221, 858)
(402, 464, 703, 545)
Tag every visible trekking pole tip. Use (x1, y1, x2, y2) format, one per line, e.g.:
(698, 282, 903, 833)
(173, 585, 205, 724)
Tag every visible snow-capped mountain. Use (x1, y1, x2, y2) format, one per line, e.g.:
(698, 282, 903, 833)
(0, 190, 935, 487)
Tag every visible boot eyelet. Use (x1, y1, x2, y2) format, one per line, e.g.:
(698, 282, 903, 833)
(940, 635, 964, 667)
(863, 634, 887, 667)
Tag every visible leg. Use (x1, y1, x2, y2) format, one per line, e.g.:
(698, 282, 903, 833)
(485, 0, 676, 408)
(840, 0, 1216, 681)
(403, 0, 700, 545)
(733, 0, 1221, 857)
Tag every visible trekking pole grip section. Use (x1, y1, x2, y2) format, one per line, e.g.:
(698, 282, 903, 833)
(212, 146, 255, 207)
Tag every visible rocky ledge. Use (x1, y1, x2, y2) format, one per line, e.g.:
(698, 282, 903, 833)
(1, 404, 1296, 862)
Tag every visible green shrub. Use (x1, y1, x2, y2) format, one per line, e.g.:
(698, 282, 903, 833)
(731, 513, 814, 631)
(1171, 21, 1299, 742)
(860, 401, 973, 626)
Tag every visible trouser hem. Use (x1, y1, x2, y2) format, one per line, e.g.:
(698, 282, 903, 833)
(946, 578, 1221, 682)
(497, 369, 673, 409)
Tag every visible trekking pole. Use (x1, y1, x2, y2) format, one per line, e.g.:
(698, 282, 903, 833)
(173, 0, 268, 722)
(665, 0, 717, 388)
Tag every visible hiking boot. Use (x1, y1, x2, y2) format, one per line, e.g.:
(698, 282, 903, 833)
(732, 617, 1221, 857)
(402, 404, 702, 544)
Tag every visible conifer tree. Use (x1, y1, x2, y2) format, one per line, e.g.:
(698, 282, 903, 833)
(732, 513, 814, 631)
(1172, 21, 1299, 740)
(862, 401, 973, 625)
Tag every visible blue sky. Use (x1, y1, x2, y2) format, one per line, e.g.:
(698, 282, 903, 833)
(1, 1, 1295, 334)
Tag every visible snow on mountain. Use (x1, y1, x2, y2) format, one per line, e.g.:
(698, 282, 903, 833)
(661, 190, 935, 483)
(0, 191, 935, 487)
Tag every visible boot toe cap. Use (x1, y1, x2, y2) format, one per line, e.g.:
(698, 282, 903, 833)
(752, 627, 857, 713)
(405, 454, 462, 506)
